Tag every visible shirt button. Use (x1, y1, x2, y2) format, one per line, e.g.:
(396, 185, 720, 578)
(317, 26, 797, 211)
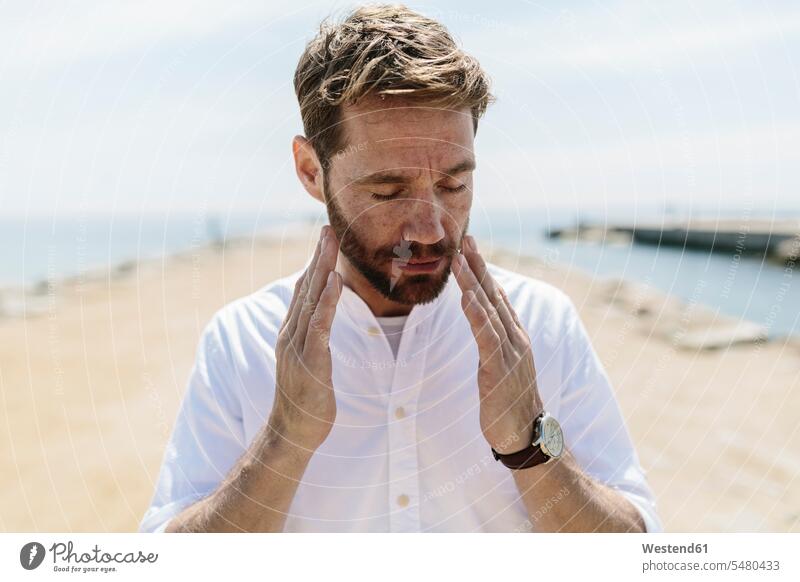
(394, 406, 406, 419)
(367, 326, 381, 336)
(396, 494, 410, 507)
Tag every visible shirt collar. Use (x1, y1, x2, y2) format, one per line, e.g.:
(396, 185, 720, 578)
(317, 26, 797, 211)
(338, 266, 460, 332)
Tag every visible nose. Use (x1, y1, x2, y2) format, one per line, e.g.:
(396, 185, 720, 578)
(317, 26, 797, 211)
(401, 191, 446, 246)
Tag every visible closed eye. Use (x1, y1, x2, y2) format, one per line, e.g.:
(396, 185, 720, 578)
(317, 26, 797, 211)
(370, 191, 400, 201)
(370, 184, 467, 201)
(442, 184, 468, 194)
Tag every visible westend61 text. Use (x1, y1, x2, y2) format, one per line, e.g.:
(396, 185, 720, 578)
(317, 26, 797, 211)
(642, 543, 708, 554)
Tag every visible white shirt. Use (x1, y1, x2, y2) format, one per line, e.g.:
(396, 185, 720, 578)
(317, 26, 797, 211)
(139, 260, 662, 533)
(375, 315, 408, 359)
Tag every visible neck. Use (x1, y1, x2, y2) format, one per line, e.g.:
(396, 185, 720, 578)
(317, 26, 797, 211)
(337, 251, 414, 317)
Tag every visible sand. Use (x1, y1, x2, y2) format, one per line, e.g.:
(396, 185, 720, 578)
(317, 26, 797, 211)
(1, 229, 798, 532)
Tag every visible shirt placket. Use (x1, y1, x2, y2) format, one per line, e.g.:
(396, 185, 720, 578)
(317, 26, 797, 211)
(383, 311, 428, 533)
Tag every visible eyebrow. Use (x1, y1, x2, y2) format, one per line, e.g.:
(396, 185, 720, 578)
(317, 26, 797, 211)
(351, 158, 476, 186)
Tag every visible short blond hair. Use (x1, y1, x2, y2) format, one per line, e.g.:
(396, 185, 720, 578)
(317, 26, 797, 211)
(294, 4, 495, 167)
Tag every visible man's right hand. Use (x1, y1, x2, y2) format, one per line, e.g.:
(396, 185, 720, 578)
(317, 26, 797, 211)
(164, 227, 342, 532)
(269, 225, 342, 453)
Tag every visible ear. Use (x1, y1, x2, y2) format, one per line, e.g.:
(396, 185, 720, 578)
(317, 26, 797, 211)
(292, 135, 325, 204)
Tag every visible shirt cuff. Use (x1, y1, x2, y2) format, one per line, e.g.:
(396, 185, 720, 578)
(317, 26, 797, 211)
(620, 491, 663, 533)
(138, 497, 198, 533)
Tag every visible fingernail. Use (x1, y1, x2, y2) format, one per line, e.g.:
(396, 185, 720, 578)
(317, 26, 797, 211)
(467, 235, 476, 251)
(327, 271, 335, 286)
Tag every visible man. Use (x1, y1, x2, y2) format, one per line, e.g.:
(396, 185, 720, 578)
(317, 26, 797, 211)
(140, 4, 661, 533)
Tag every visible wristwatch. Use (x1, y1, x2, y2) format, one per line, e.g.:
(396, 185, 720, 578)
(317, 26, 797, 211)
(491, 411, 565, 470)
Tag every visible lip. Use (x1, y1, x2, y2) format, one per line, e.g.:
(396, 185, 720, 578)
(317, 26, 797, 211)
(397, 257, 443, 273)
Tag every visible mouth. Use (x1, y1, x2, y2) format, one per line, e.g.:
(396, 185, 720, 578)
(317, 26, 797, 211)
(396, 256, 444, 273)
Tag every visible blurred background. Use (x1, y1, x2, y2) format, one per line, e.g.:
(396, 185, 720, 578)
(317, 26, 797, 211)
(1, 0, 798, 532)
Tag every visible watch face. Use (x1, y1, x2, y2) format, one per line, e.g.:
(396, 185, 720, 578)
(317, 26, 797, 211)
(540, 415, 564, 458)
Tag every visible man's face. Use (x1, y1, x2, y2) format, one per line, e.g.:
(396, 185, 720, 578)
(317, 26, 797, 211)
(323, 96, 475, 306)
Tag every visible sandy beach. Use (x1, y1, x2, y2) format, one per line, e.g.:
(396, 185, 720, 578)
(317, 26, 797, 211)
(1, 228, 798, 532)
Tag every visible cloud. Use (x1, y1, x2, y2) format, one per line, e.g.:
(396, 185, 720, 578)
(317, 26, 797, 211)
(0, 0, 292, 76)
(465, 0, 800, 73)
(3, 0, 799, 215)
(473, 119, 800, 209)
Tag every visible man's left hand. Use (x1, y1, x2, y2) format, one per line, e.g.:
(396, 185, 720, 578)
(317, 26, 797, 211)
(451, 235, 544, 455)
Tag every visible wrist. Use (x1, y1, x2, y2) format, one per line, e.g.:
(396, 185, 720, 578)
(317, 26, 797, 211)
(491, 411, 564, 470)
(261, 421, 317, 465)
(490, 402, 542, 455)
(491, 421, 535, 455)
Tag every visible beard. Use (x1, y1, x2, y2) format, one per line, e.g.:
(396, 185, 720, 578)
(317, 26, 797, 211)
(323, 171, 467, 306)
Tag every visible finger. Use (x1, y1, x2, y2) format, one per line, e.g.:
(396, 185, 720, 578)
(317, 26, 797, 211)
(286, 228, 325, 340)
(461, 289, 504, 369)
(280, 269, 307, 334)
(452, 252, 509, 349)
(295, 226, 339, 352)
(462, 236, 522, 347)
(499, 286, 525, 333)
(303, 270, 343, 363)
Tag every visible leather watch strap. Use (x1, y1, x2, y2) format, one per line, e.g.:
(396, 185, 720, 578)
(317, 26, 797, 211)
(491, 412, 551, 470)
(491, 441, 550, 470)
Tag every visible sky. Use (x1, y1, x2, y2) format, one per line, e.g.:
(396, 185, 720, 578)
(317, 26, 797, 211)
(1, 0, 798, 220)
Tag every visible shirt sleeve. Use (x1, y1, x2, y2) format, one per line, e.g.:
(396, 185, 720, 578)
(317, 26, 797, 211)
(138, 310, 247, 532)
(556, 294, 663, 533)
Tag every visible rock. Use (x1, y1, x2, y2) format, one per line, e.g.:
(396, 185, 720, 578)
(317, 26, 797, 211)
(672, 320, 769, 350)
(772, 236, 800, 264)
(0, 287, 52, 319)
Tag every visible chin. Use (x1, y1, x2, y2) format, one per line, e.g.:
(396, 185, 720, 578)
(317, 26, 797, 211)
(384, 269, 451, 306)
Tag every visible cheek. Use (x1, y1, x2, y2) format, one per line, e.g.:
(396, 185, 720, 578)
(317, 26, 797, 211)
(347, 190, 471, 237)
(347, 203, 396, 246)
(443, 193, 472, 228)
(451, 193, 471, 214)
(350, 195, 398, 227)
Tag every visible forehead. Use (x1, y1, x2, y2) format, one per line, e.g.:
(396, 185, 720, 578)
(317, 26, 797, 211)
(334, 96, 475, 176)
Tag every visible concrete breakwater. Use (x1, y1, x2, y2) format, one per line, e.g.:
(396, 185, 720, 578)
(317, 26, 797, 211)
(547, 219, 800, 264)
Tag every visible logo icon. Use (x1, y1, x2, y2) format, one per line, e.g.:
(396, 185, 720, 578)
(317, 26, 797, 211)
(20, 542, 46, 570)
(389, 239, 413, 292)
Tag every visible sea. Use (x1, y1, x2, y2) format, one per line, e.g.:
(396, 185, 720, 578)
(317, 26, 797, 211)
(2, 208, 797, 339)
